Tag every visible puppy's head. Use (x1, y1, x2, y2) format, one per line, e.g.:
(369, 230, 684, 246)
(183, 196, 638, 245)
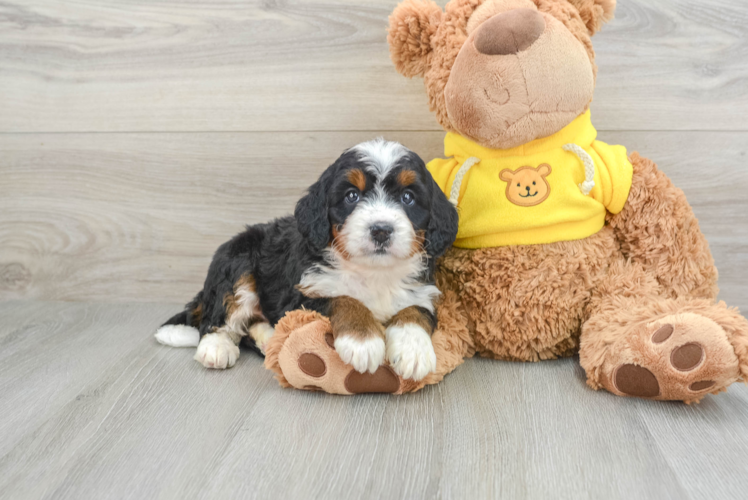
(295, 139, 458, 266)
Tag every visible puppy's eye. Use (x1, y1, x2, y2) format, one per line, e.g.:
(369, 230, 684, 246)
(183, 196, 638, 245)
(533, 181, 536, 185)
(345, 190, 360, 204)
(401, 190, 415, 206)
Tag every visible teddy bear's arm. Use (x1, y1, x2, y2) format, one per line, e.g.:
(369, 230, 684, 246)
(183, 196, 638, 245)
(606, 153, 718, 301)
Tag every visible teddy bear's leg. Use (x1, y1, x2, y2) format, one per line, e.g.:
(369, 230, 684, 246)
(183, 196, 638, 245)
(580, 261, 748, 403)
(607, 153, 718, 301)
(261, 311, 402, 395)
(261, 288, 473, 395)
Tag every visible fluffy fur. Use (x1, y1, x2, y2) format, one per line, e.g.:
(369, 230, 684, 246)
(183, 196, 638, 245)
(389, 0, 609, 146)
(155, 139, 458, 381)
(334, 335, 386, 374)
(385, 323, 438, 380)
(154, 324, 200, 348)
(384, 0, 748, 402)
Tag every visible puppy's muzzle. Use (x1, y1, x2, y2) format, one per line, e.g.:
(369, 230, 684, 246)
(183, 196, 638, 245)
(370, 223, 394, 247)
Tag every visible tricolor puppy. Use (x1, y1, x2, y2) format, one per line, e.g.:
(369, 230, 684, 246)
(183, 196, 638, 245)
(155, 139, 459, 381)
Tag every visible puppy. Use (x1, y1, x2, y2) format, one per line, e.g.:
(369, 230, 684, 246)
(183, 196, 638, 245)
(155, 139, 458, 381)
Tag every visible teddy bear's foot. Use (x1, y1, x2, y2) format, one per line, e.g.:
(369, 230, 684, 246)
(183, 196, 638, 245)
(285, 330, 401, 395)
(263, 311, 405, 395)
(607, 314, 738, 402)
(263, 294, 473, 395)
(582, 301, 748, 403)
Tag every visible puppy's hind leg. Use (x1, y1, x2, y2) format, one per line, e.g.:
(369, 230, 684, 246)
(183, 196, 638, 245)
(195, 327, 241, 369)
(195, 273, 263, 369)
(248, 322, 275, 355)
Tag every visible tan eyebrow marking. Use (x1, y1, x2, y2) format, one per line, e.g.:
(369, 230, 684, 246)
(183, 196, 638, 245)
(398, 169, 417, 186)
(346, 168, 366, 191)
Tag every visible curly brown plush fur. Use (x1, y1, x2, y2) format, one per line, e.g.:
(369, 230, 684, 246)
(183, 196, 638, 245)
(386, 0, 748, 402)
(389, 0, 606, 137)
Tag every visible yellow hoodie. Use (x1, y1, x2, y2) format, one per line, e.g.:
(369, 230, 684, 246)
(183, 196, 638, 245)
(427, 111, 633, 248)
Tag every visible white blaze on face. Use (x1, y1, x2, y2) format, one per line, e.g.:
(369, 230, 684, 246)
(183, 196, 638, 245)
(340, 189, 415, 263)
(352, 138, 408, 179)
(340, 138, 416, 265)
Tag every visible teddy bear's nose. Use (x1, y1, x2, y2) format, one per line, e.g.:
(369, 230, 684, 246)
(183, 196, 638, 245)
(474, 8, 546, 56)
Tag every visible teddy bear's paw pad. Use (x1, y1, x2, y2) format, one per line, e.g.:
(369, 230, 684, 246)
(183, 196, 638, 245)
(651, 324, 673, 343)
(670, 342, 705, 371)
(344, 365, 400, 394)
(609, 313, 739, 401)
(298, 353, 327, 378)
(613, 364, 660, 398)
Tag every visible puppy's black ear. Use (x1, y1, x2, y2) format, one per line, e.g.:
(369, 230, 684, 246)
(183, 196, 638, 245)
(295, 168, 333, 251)
(425, 179, 458, 258)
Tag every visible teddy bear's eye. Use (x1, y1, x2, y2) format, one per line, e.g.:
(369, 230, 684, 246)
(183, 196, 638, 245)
(533, 181, 536, 185)
(517, 183, 520, 187)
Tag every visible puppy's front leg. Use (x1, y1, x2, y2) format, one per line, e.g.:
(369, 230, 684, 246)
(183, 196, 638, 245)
(385, 306, 437, 381)
(330, 296, 386, 374)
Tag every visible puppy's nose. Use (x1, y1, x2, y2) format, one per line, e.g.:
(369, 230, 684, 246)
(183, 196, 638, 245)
(370, 224, 394, 245)
(474, 9, 545, 56)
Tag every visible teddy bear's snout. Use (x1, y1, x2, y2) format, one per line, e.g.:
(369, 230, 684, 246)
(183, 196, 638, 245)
(474, 8, 545, 56)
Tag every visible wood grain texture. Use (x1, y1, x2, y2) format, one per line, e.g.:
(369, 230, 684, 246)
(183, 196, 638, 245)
(1, 130, 746, 310)
(1, 0, 747, 133)
(1, 1, 748, 498)
(0, 301, 747, 499)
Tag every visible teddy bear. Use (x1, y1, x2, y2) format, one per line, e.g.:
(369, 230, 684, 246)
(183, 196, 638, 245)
(263, 0, 748, 401)
(380, 0, 748, 402)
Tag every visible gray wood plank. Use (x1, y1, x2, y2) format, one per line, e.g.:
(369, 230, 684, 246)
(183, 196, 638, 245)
(0, 0, 746, 133)
(0, 301, 172, 459)
(1, 130, 746, 311)
(636, 387, 748, 499)
(0, 0, 746, 498)
(1, 301, 748, 499)
(0, 301, 275, 500)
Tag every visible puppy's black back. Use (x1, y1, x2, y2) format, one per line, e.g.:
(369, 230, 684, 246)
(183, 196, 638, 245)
(185, 217, 325, 338)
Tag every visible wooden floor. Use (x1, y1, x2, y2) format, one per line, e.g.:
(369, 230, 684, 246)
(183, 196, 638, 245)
(1, 0, 748, 498)
(2, 301, 748, 499)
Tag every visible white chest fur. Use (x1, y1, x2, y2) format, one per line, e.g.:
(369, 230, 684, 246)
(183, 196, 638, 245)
(299, 253, 440, 323)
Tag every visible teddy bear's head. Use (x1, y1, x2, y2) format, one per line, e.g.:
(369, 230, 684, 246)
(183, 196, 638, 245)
(388, 0, 616, 149)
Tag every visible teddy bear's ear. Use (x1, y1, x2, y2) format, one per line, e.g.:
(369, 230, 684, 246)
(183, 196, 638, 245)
(388, 0, 443, 78)
(567, 0, 616, 36)
(499, 169, 515, 182)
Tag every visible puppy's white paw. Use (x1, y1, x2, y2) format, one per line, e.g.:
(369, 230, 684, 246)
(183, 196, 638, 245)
(386, 324, 437, 381)
(334, 335, 386, 374)
(194, 332, 240, 369)
(249, 322, 275, 354)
